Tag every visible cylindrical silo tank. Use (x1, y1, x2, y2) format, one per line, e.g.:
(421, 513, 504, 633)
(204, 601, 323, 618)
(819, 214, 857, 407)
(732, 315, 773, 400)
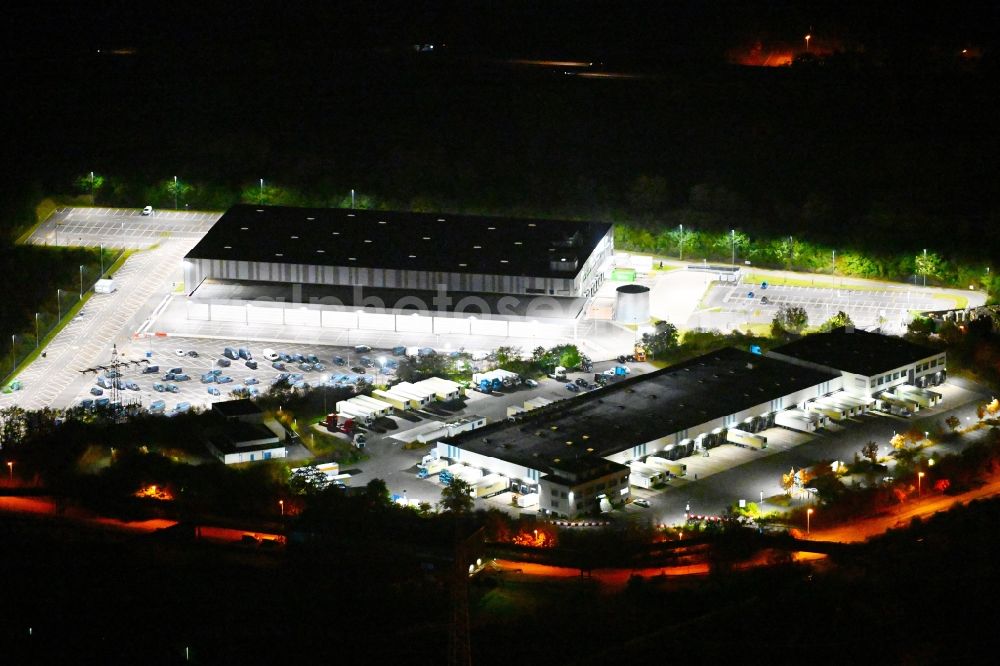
(614, 284, 650, 324)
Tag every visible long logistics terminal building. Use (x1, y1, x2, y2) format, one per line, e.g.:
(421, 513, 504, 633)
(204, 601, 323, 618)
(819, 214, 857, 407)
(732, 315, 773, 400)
(438, 328, 945, 516)
(179, 205, 614, 340)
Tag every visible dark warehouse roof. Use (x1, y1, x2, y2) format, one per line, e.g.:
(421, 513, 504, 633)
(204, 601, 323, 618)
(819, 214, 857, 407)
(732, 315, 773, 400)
(444, 347, 839, 473)
(770, 327, 941, 376)
(185, 205, 612, 279)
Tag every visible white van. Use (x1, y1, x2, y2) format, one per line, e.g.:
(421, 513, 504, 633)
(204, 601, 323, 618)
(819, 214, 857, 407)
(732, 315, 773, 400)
(141, 205, 153, 216)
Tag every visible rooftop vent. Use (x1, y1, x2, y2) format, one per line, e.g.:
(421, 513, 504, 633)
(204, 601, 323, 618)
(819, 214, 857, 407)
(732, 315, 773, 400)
(437, 218, 446, 222)
(290, 235, 299, 239)
(306, 216, 315, 221)
(408, 254, 416, 258)
(348, 257, 357, 261)
(275, 253, 283, 257)
(514, 241, 523, 246)
(332, 231, 340, 236)
(346, 213, 356, 217)
(364, 239, 373, 243)
(487, 226, 496, 230)
(473, 245, 482, 249)
(458, 263, 467, 267)
(255, 209, 264, 213)
(500, 259, 509, 264)
(378, 220, 387, 225)
(240, 227, 249, 231)
(422, 236, 431, 240)
(223, 245, 232, 249)
(316, 249, 325, 254)
(528, 223, 536, 227)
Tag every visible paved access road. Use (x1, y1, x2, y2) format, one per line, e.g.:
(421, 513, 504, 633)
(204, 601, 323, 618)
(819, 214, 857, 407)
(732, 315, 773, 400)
(25, 206, 220, 249)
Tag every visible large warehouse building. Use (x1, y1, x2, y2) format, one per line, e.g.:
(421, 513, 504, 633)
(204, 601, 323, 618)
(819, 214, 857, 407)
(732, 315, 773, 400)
(438, 331, 944, 516)
(180, 204, 614, 336)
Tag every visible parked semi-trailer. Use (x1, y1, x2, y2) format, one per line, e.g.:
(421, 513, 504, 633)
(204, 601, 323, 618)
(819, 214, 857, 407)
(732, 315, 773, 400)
(417, 458, 448, 478)
(726, 428, 768, 449)
(471, 473, 509, 499)
(644, 456, 688, 476)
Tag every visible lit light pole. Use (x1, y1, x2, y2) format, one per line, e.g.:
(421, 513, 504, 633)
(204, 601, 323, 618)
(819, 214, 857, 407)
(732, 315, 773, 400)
(806, 507, 814, 534)
(57, 289, 62, 320)
(350, 188, 356, 208)
(731, 229, 736, 266)
(805, 34, 811, 52)
(279, 499, 284, 516)
(259, 178, 264, 203)
(10, 334, 14, 372)
(788, 236, 794, 268)
(99, 243, 104, 276)
(173, 176, 178, 209)
(832, 249, 836, 274)
(321, 374, 329, 415)
(922, 248, 927, 287)
(918, 471, 925, 496)
(6, 461, 12, 482)
(90, 171, 95, 200)
(679, 224, 684, 261)
(79, 264, 84, 298)
(35, 312, 40, 348)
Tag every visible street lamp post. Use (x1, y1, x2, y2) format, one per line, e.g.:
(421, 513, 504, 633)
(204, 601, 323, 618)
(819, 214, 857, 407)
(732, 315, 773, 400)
(79, 264, 84, 298)
(805, 34, 811, 52)
(90, 171, 95, 200)
(260, 178, 264, 203)
(350, 188, 356, 208)
(806, 507, 814, 534)
(679, 224, 684, 261)
(279, 499, 284, 516)
(922, 249, 927, 287)
(35, 312, 40, 348)
(173, 176, 178, 209)
(918, 471, 925, 496)
(6, 461, 12, 482)
(57, 289, 62, 320)
(731, 229, 736, 266)
(99, 243, 104, 276)
(832, 249, 836, 274)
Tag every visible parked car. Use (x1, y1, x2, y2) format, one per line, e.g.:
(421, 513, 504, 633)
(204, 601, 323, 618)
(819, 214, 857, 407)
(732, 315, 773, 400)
(761, 296, 770, 305)
(173, 374, 190, 381)
(141, 205, 153, 215)
(392, 346, 406, 356)
(217, 376, 233, 384)
(186, 350, 199, 358)
(217, 358, 231, 367)
(142, 365, 159, 374)
(288, 373, 304, 383)
(306, 354, 319, 364)
(223, 347, 239, 360)
(354, 345, 372, 353)
(360, 356, 374, 367)
(633, 498, 651, 508)
(298, 362, 314, 372)
(565, 383, 579, 392)
(80, 399, 94, 409)
(175, 349, 186, 357)
(524, 378, 539, 388)
(333, 356, 345, 366)
(291, 353, 305, 363)
(210, 369, 223, 376)
(125, 381, 140, 391)
(575, 378, 588, 387)
(351, 367, 366, 374)
(262, 348, 279, 361)
(272, 361, 286, 370)
(153, 383, 166, 392)
(244, 377, 259, 385)
(168, 367, 182, 375)
(162, 373, 176, 381)
(95, 397, 110, 407)
(201, 373, 216, 383)
(245, 360, 258, 370)
(166, 384, 179, 393)
(90, 387, 104, 396)
(149, 399, 166, 413)
(280, 353, 293, 362)
(238, 347, 252, 360)
(313, 363, 326, 371)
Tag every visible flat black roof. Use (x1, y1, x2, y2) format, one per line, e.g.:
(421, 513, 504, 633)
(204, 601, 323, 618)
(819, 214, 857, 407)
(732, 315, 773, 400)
(771, 327, 940, 376)
(191, 278, 588, 319)
(185, 204, 611, 279)
(211, 398, 263, 419)
(444, 347, 839, 472)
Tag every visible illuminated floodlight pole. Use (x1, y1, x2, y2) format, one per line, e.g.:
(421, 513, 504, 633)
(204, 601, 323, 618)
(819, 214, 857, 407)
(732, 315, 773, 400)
(173, 176, 178, 209)
(35, 312, 40, 348)
(679, 224, 684, 261)
(805, 34, 811, 52)
(260, 178, 264, 203)
(922, 249, 927, 287)
(79, 264, 84, 298)
(57, 289, 62, 320)
(918, 471, 925, 496)
(832, 249, 836, 274)
(90, 171, 96, 199)
(806, 507, 814, 534)
(731, 229, 736, 266)
(351, 188, 356, 208)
